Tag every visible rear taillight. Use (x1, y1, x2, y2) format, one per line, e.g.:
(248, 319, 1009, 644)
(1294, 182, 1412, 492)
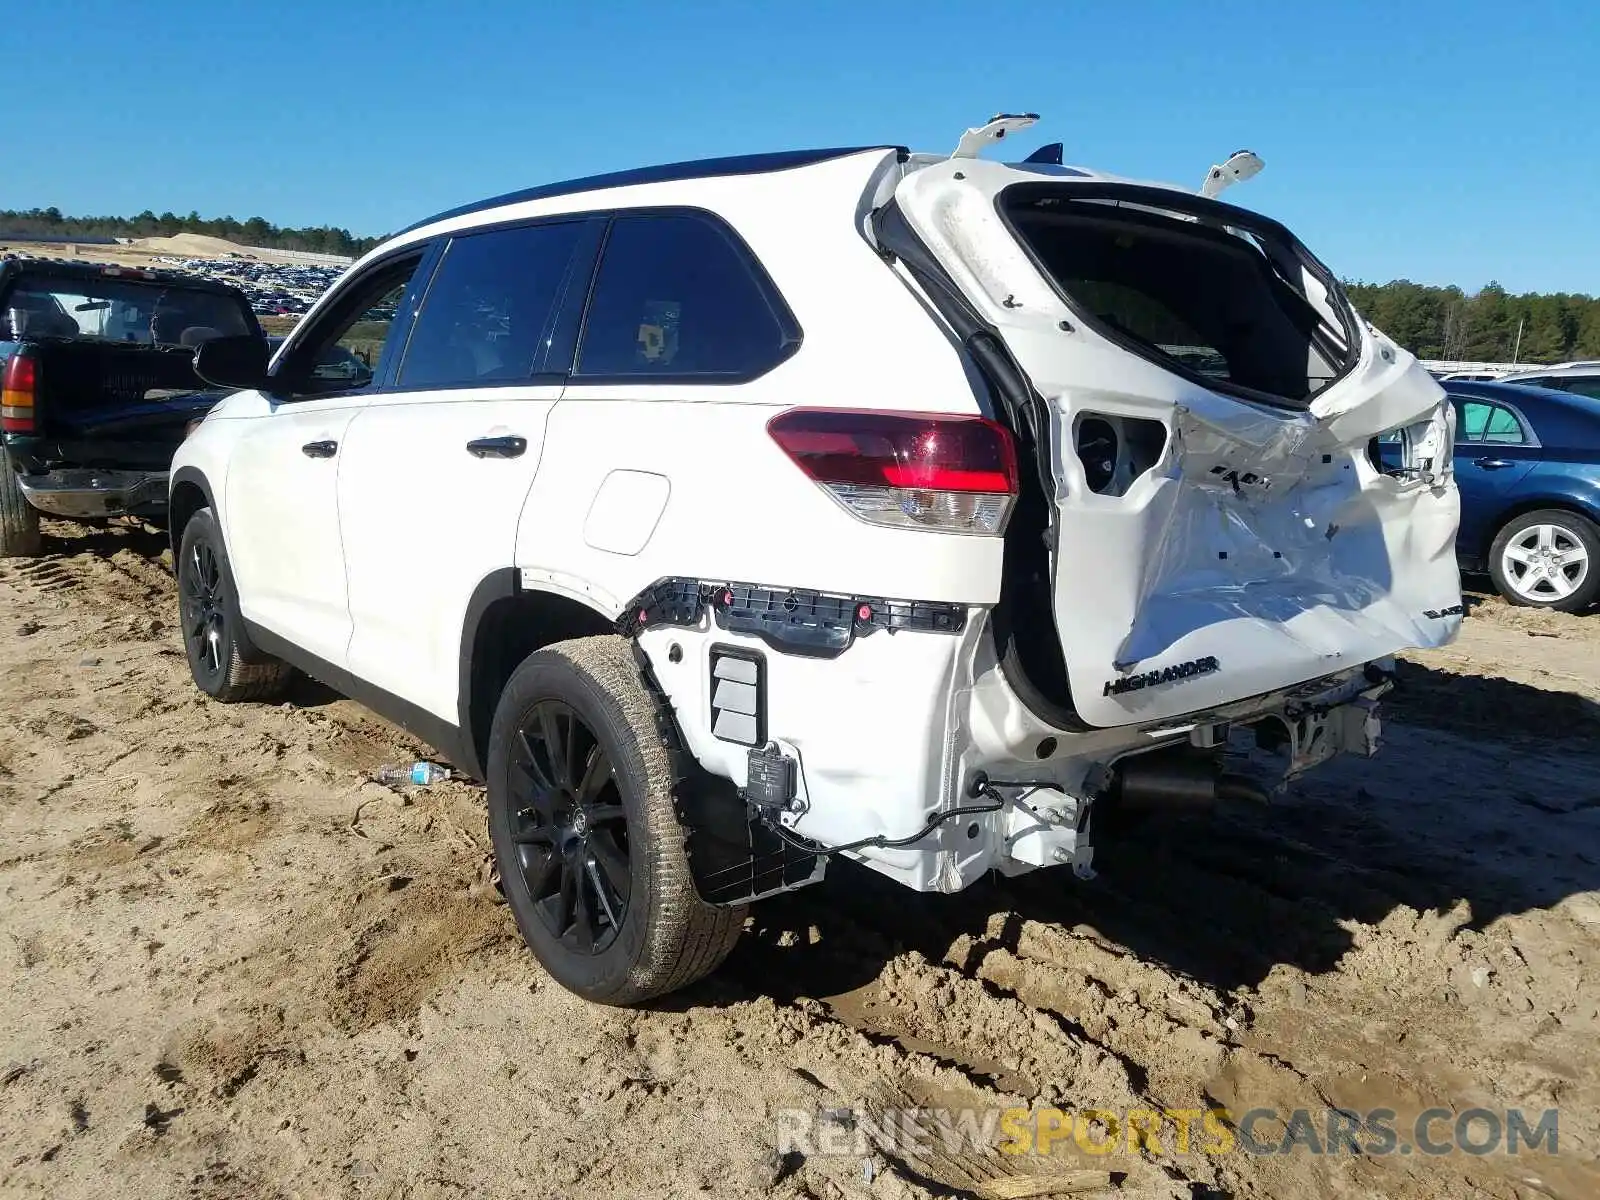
(767, 408, 1018, 534)
(2, 353, 36, 433)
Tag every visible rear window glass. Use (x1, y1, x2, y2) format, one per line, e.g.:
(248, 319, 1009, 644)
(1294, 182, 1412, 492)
(575, 212, 795, 380)
(2, 276, 250, 345)
(1002, 190, 1351, 405)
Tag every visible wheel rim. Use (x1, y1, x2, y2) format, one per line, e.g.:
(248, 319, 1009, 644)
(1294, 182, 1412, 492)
(1501, 522, 1590, 602)
(179, 539, 227, 677)
(508, 699, 630, 954)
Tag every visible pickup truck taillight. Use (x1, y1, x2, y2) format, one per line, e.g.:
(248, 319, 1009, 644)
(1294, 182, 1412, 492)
(1, 353, 37, 433)
(767, 407, 1018, 534)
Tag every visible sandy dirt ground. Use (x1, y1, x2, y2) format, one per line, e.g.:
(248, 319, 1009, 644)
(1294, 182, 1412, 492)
(2, 520, 1598, 1200)
(1, 233, 337, 268)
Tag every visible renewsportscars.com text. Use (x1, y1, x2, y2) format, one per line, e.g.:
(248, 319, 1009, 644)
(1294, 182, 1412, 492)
(776, 1105, 1560, 1159)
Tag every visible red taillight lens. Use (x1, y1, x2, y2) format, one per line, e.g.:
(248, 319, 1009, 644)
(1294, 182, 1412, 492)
(2, 353, 37, 433)
(767, 408, 1018, 534)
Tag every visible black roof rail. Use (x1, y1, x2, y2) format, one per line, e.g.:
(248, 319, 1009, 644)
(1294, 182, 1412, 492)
(392, 145, 905, 238)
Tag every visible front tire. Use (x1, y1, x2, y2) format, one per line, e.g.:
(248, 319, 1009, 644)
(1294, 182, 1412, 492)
(1489, 508, 1600, 613)
(176, 507, 294, 702)
(0, 461, 41, 557)
(487, 635, 744, 1005)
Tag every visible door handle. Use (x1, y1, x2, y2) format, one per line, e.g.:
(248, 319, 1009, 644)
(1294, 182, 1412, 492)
(1474, 457, 1513, 470)
(301, 439, 338, 459)
(466, 435, 528, 459)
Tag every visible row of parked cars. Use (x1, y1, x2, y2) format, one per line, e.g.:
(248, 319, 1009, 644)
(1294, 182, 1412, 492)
(0, 116, 1587, 1007)
(147, 255, 347, 317)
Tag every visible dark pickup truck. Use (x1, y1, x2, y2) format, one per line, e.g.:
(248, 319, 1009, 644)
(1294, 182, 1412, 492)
(1, 258, 263, 555)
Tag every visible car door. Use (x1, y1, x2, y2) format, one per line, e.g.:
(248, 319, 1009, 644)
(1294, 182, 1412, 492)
(336, 217, 601, 724)
(1449, 392, 1540, 557)
(223, 248, 433, 667)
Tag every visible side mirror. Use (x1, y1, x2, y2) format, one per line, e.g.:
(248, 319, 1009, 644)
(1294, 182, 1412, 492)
(193, 334, 272, 391)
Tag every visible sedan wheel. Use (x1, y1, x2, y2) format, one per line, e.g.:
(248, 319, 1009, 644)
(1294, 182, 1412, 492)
(1490, 509, 1600, 613)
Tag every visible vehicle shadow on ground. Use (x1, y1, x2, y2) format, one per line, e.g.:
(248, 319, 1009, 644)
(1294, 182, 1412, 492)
(283, 673, 345, 709)
(39, 520, 169, 561)
(679, 659, 1600, 1008)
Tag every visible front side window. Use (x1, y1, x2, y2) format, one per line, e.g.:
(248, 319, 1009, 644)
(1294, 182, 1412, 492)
(281, 254, 426, 397)
(1455, 400, 1526, 445)
(397, 221, 585, 388)
(574, 212, 795, 379)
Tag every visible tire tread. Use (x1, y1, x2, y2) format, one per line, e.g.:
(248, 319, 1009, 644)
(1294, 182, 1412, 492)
(0, 463, 42, 558)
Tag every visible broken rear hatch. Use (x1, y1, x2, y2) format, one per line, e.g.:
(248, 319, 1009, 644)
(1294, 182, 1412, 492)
(891, 160, 1462, 729)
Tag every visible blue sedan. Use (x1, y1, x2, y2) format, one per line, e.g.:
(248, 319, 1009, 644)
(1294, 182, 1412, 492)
(1384, 380, 1600, 612)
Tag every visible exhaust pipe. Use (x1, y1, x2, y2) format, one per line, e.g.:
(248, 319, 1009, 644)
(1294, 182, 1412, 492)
(1109, 749, 1270, 812)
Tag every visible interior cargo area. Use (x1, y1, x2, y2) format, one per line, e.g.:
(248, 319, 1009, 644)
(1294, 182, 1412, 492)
(1000, 185, 1359, 409)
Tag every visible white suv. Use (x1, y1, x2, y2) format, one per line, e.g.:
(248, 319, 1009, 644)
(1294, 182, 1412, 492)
(171, 116, 1462, 1005)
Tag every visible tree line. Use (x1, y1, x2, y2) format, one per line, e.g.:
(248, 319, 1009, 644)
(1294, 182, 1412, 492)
(1341, 279, 1600, 364)
(0, 207, 382, 258)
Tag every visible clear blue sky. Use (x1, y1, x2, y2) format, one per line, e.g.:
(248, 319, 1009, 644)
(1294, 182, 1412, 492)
(7, 0, 1597, 294)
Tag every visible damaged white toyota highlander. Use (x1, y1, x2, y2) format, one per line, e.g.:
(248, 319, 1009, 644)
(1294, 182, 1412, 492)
(171, 114, 1462, 1004)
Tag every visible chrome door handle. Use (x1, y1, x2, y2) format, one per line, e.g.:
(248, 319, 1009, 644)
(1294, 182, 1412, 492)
(301, 439, 338, 458)
(466, 435, 527, 459)
(1474, 457, 1513, 469)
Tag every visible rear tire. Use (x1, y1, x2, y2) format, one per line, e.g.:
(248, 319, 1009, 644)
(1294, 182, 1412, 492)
(176, 507, 294, 702)
(0, 460, 42, 558)
(487, 635, 745, 1005)
(1489, 508, 1600, 613)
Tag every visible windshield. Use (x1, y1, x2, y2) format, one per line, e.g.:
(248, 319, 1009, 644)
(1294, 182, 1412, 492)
(2, 276, 251, 346)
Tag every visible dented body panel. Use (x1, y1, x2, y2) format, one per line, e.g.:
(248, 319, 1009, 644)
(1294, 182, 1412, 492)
(891, 156, 1463, 729)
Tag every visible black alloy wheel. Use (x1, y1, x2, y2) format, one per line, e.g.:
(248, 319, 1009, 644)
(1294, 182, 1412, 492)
(485, 636, 746, 1005)
(179, 535, 228, 684)
(174, 507, 293, 703)
(508, 699, 631, 954)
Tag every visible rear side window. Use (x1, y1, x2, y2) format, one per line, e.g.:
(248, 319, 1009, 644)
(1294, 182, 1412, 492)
(1455, 400, 1527, 444)
(1564, 378, 1600, 400)
(574, 212, 796, 380)
(398, 221, 585, 388)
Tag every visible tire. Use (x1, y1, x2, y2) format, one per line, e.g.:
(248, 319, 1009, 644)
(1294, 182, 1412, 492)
(486, 635, 745, 1005)
(0, 460, 41, 557)
(1488, 508, 1600, 613)
(176, 507, 294, 702)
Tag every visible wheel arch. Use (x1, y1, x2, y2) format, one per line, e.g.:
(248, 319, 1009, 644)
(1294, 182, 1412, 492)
(168, 466, 217, 560)
(457, 570, 616, 781)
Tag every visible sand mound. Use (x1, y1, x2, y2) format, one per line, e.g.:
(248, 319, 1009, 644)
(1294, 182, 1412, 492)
(134, 233, 259, 257)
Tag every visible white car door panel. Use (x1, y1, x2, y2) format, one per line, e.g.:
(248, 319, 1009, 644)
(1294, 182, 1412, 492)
(338, 389, 558, 722)
(334, 216, 596, 724)
(223, 395, 363, 665)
